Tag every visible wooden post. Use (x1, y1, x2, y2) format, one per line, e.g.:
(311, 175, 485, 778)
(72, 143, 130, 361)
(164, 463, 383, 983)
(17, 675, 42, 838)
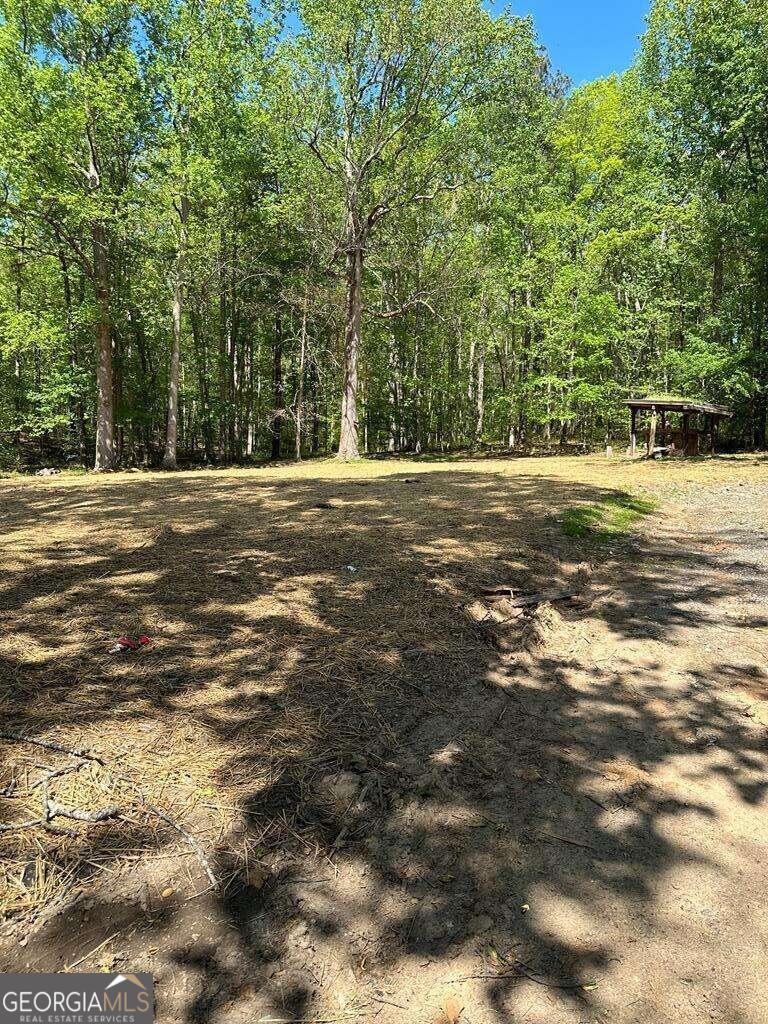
(682, 412, 690, 457)
(630, 407, 637, 455)
(647, 405, 657, 456)
(660, 410, 667, 444)
(711, 415, 717, 455)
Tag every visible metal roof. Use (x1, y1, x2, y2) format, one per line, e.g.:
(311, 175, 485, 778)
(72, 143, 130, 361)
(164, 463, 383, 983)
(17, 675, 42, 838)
(625, 398, 733, 417)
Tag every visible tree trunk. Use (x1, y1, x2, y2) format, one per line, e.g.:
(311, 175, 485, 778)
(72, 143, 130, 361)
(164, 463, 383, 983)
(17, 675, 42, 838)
(754, 397, 767, 449)
(271, 315, 284, 460)
(218, 230, 229, 458)
(647, 405, 657, 456)
(310, 357, 320, 455)
(413, 334, 422, 453)
(338, 215, 364, 460)
(385, 278, 401, 452)
(475, 335, 485, 446)
(387, 334, 400, 453)
(92, 219, 115, 471)
(296, 300, 307, 461)
(60, 252, 88, 460)
(189, 300, 214, 462)
(246, 334, 255, 456)
(163, 195, 189, 469)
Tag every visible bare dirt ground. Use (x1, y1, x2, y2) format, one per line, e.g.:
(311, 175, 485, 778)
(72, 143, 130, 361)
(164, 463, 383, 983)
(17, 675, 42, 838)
(1, 455, 767, 1024)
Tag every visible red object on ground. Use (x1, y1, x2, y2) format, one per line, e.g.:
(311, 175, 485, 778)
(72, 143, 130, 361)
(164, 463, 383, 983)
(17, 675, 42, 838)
(107, 634, 152, 654)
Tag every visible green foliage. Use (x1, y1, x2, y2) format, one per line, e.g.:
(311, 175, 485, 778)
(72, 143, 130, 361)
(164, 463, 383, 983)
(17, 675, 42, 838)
(562, 493, 657, 541)
(0, 0, 766, 466)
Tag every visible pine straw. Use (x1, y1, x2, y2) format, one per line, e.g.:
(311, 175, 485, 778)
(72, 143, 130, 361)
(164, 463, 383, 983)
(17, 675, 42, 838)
(0, 717, 230, 919)
(0, 616, 483, 922)
(0, 465, 536, 927)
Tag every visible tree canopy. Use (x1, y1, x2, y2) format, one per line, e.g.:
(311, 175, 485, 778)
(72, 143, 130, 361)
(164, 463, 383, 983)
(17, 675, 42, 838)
(1, 0, 766, 468)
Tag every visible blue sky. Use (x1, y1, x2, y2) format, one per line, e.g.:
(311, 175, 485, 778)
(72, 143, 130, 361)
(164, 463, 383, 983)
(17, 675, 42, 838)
(490, 0, 651, 86)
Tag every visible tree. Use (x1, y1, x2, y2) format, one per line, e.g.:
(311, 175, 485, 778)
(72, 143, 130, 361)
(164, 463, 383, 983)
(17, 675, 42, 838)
(0, 0, 148, 469)
(641, 0, 768, 443)
(1, 0, 766, 470)
(143, 0, 264, 468)
(283, 0, 541, 458)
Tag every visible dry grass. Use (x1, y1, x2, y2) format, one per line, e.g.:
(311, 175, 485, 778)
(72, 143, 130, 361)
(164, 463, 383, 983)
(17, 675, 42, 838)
(0, 456, 508, 921)
(0, 718, 230, 918)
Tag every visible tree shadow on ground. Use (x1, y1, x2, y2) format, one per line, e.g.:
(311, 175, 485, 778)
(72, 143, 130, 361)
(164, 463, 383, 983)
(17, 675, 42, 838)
(1, 467, 767, 1023)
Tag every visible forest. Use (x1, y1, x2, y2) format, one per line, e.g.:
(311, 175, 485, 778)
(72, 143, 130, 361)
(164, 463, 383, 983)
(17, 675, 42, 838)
(1, 0, 767, 469)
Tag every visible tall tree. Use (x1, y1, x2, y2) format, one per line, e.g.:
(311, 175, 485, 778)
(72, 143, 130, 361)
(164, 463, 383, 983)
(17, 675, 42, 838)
(283, 0, 542, 458)
(0, 0, 147, 469)
(144, 0, 262, 468)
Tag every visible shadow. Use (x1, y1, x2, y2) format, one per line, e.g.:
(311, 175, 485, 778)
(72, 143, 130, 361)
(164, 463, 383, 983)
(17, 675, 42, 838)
(1, 464, 767, 1022)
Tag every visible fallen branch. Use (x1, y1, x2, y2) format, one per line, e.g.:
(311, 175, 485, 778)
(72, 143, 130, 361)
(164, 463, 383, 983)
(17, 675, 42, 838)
(482, 589, 580, 608)
(533, 827, 602, 854)
(371, 995, 409, 1010)
(0, 732, 104, 764)
(462, 960, 596, 992)
(46, 800, 122, 823)
(136, 800, 219, 890)
(0, 819, 45, 835)
(31, 763, 87, 790)
(0, 732, 219, 890)
(64, 931, 122, 972)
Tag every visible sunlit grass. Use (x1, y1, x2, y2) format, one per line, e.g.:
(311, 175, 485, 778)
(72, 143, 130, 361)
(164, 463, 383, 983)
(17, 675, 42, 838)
(562, 492, 657, 541)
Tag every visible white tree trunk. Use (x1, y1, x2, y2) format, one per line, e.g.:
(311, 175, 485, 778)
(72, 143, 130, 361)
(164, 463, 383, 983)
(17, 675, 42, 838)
(338, 215, 364, 460)
(163, 195, 189, 469)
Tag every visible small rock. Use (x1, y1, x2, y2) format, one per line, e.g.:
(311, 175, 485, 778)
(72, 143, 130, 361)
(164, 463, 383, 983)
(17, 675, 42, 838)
(138, 882, 151, 913)
(693, 727, 719, 749)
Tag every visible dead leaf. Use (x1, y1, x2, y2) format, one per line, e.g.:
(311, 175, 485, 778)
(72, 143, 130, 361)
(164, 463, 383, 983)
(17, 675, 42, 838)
(437, 995, 462, 1024)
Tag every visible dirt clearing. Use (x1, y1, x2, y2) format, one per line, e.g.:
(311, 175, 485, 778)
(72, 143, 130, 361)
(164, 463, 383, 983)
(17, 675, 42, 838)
(1, 455, 767, 1024)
